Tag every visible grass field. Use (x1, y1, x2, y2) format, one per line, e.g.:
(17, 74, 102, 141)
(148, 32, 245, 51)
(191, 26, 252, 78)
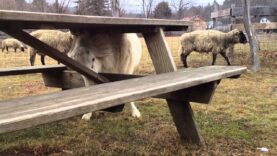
(0, 37, 276, 155)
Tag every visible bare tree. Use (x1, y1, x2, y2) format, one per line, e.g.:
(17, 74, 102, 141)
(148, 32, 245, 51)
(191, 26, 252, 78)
(141, 0, 155, 18)
(242, 0, 260, 71)
(51, 0, 72, 13)
(171, 0, 190, 19)
(15, 0, 28, 11)
(111, 0, 125, 17)
(75, 0, 110, 16)
(0, 0, 16, 10)
(32, 0, 47, 12)
(154, 1, 172, 19)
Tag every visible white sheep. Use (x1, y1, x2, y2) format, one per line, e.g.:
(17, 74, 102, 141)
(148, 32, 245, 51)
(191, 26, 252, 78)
(1, 38, 25, 52)
(68, 32, 142, 120)
(179, 29, 247, 67)
(28, 29, 73, 66)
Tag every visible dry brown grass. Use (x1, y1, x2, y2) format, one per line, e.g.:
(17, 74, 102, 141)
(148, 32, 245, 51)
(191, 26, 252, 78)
(0, 36, 276, 155)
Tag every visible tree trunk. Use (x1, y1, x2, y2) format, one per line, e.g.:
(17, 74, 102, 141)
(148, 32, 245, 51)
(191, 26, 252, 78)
(242, 0, 260, 72)
(111, 0, 120, 17)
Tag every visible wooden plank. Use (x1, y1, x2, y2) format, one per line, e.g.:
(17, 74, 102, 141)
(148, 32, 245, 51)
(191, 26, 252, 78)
(158, 81, 220, 104)
(211, 8, 231, 18)
(0, 10, 191, 32)
(231, 23, 277, 31)
(232, 6, 277, 17)
(143, 28, 204, 144)
(143, 28, 177, 73)
(1, 28, 109, 84)
(0, 66, 246, 134)
(42, 70, 219, 104)
(0, 65, 66, 76)
(42, 70, 144, 89)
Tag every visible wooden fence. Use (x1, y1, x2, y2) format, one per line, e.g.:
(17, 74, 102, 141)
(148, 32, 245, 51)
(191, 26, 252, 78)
(211, 6, 277, 32)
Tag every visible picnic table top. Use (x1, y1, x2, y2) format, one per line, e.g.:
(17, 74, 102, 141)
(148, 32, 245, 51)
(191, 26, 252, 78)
(0, 10, 191, 32)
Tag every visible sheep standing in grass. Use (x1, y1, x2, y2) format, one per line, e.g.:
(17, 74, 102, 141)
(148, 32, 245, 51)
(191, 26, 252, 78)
(179, 29, 247, 67)
(29, 29, 73, 66)
(68, 31, 142, 120)
(1, 38, 25, 52)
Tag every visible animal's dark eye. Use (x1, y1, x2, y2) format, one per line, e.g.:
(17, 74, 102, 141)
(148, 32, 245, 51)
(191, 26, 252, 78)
(92, 58, 95, 62)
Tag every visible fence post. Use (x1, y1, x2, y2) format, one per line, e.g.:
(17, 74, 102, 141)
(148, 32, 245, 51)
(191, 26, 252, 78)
(228, 4, 236, 63)
(242, 0, 260, 72)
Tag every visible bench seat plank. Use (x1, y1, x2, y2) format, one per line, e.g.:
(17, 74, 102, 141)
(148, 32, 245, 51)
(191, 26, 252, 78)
(0, 65, 67, 76)
(0, 66, 246, 134)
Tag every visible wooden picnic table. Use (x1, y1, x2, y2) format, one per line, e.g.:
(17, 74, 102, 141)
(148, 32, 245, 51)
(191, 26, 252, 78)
(0, 10, 246, 145)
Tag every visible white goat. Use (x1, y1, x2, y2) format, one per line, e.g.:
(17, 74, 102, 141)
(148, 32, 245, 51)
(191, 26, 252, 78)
(68, 32, 142, 120)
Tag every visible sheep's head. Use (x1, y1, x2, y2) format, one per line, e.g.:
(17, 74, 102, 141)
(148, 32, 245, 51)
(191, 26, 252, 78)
(20, 44, 27, 52)
(68, 32, 111, 73)
(232, 29, 247, 44)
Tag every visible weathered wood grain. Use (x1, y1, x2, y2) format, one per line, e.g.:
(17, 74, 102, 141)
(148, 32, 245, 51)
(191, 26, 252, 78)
(211, 7, 277, 18)
(0, 65, 66, 76)
(42, 69, 220, 104)
(232, 6, 277, 17)
(0, 10, 191, 32)
(231, 23, 277, 31)
(158, 81, 220, 104)
(143, 28, 204, 145)
(143, 28, 177, 73)
(43, 70, 144, 89)
(0, 66, 246, 134)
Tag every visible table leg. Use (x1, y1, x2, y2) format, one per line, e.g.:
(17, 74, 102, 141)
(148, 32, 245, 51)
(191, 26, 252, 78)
(143, 28, 204, 145)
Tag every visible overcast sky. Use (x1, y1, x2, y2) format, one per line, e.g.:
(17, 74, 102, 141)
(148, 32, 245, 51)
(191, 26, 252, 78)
(44, 0, 225, 13)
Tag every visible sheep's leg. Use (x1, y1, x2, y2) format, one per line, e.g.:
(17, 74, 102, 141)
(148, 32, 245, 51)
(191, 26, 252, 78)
(211, 53, 217, 65)
(29, 52, 36, 66)
(41, 55, 46, 65)
(14, 48, 17, 52)
(220, 52, 231, 66)
(5, 47, 8, 53)
(130, 102, 141, 118)
(181, 53, 189, 68)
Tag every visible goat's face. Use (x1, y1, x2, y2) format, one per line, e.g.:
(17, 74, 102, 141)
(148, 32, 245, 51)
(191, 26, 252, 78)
(68, 34, 102, 72)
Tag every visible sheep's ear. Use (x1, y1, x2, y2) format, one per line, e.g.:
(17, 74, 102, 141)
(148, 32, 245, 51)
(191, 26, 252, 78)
(70, 29, 82, 36)
(239, 31, 248, 43)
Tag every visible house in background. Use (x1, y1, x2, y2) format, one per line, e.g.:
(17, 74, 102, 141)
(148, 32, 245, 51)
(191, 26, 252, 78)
(182, 15, 207, 31)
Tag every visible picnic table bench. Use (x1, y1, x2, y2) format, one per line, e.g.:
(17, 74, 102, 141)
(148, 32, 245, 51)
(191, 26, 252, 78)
(0, 10, 246, 145)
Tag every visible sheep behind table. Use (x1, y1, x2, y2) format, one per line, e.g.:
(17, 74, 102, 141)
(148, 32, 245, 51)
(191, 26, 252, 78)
(2, 38, 25, 52)
(28, 29, 73, 66)
(68, 32, 142, 120)
(179, 29, 247, 67)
